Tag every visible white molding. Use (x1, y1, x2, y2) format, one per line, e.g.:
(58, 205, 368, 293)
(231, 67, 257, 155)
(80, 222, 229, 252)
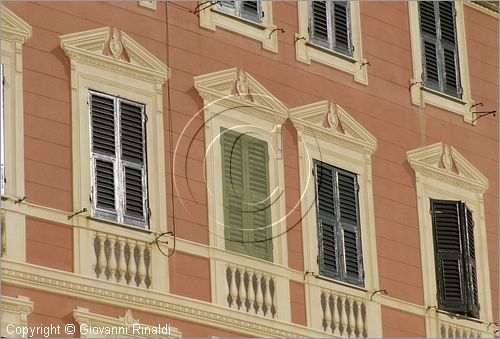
(408, 1, 474, 123)
(295, 1, 368, 85)
(199, 2, 279, 53)
(73, 307, 181, 338)
(1, 5, 32, 263)
(1, 295, 34, 338)
(407, 142, 493, 337)
(138, 0, 156, 11)
(290, 100, 380, 335)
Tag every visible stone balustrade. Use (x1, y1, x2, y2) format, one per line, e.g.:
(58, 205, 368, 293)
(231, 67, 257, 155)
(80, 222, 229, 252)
(321, 288, 367, 338)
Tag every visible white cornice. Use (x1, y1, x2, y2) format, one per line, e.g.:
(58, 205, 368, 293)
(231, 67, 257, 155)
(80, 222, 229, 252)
(194, 68, 288, 124)
(407, 142, 489, 193)
(1, 5, 32, 43)
(59, 27, 169, 84)
(2, 259, 331, 338)
(290, 100, 377, 155)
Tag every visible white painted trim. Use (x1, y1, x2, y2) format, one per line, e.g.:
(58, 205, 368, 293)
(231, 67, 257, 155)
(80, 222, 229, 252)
(1, 295, 33, 338)
(407, 142, 493, 336)
(199, 2, 279, 53)
(408, 1, 474, 123)
(295, 1, 367, 85)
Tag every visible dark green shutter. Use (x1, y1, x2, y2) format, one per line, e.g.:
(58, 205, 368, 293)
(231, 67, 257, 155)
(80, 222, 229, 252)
(337, 170, 363, 285)
(439, 2, 460, 97)
(333, 1, 350, 55)
(463, 204, 480, 318)
(310, 1, 330, 47)
(431, 199, 467, 313)
(419, 1, 440, 91)
(315, 161, 339, 278)
(120, 100, 147, 224)
(219, 1, 235, 10)
(95, 159, 116, 212)
(241, 1, 260, 21)
(246, 137, 272, 261)
(91, 94, 115, 156)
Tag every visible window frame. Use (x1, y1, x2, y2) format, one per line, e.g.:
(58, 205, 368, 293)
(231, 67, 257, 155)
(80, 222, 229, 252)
(194, 68, 288, 266)
(199, 1, 278, 53)
(407, 142, 493, 334)
(216, 1, 262, 23)
(408, 1, 474, 122)
(296, 1, 367, 84)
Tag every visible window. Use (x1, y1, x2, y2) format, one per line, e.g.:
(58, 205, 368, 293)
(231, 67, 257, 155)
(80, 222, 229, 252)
(419, 2, 461, 98)
(430, 199, 479, 318)
(309, 1, 351, 56)
(408, 1, 473, 122)
(217, 1, 261, 23)
(221, 129, 272, 261)
(296, 1, 367, 84)
(199, 1, 278, 52)
(89, 91, 148, 228)
(314, 160, 363, 286)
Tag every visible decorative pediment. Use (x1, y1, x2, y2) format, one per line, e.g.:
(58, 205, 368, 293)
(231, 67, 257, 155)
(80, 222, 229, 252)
(290, 100, 377, 155)
(194, 68, 288, 123)
(60, 27, 169, 83)
(407, 142, 489, 193)
(1, 5, 32, 43)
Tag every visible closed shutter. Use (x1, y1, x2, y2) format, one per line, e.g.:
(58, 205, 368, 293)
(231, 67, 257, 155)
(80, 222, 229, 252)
(94, 159, 116, 212)
(221, 129, 246, 255)
(120, 100, 147, 224)
(310, 1, 330, 47)
(332, 1, 351, 55)
(219, 0, 235, 10)
(439, 1, 460, 97)
(241, 1, 260, 21)
(337, 170, 363, 285)
(246, 137, 272, 261)
(315, 161, 339, 278)
(419, 1, 440, 91)
(431, 199, 467, 313)
(91, 94, 115, 156)
(462, 204, 480, 318)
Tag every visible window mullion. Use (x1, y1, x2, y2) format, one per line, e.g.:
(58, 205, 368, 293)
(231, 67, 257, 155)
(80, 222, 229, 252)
(333, 168, 344, 279)
(328, 1, 335, 50)
(435, 3, 445, 93)
(115, 97, 124, 224)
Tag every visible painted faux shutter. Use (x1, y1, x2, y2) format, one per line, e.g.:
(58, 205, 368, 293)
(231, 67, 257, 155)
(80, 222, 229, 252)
(246, 136, 272, 261)
(241, 1, 260, 21)
(310, 1, 330, 47)
(90, 93, 117, 216)
(439, 1, 460, 97)
(463, 204, 480, 318)
(431, 199, 467, 313)
(315, 161, 339, 278)
(332, 1, 350, 55)
(337, 170, 363, 286)
(120, 100, 147, 224)
(221, 130, 246, 255)
(419, 1, 440, 90)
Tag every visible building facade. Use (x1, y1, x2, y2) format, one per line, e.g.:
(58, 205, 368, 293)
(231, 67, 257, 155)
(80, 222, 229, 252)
(0, 1, 498, 337)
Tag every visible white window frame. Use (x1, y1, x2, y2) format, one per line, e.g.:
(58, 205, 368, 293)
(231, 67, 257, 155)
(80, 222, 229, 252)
(408, 1, 474, 123)
(295, 1, 367, 85)
(290, 101, 381, 334)
(407, 142, 494, 336)
(199, 1, 278, 53)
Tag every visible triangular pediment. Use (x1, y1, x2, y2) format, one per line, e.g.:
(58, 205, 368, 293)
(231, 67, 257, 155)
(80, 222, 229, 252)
(1, 6, 32, 42)
(290, 100, 377, 154)
(407, 142, 489, 193)
(60, 27, 169, 83)
(194, 68, 288, 118)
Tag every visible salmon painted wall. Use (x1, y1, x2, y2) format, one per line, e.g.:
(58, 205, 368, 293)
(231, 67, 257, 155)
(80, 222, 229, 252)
(4, 0, 498, 327)
(2, 285, 248, 337)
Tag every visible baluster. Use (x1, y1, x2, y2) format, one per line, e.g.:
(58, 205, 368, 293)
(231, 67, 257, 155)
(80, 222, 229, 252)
(457, 327, 464, 339)
(463, 329, 470, 338)
(247, 270, 255, 314)
(229, 266, 237, 308)
(263, 275, 272, 317)
(272, 277, 277, 318)
(117, 239, 127, 284)
(255, 272, 264, 316)
(97, 234, 107, 279)
(107, 237, 117, 282)
(238, 268, 247, 311)
(356, 299, 364, 338)
(332, 294, 340, 336)
(323, 291, 332, 332)
(340, 296, 348, 337)
(450, 325, 457, 338)
(137, 243, 147, 288)
(127, 240, 137, 286)
(348, 298, 355, 337)
(442, 323, 449, 338)
(147, 244, 152, 288)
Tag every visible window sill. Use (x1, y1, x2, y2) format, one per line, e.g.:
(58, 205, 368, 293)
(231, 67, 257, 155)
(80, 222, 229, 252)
(306, 271, 369, 295)
(87, 216, 154, 236)
(212, 8, 265, 30)
(306, 41, 356, 64)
